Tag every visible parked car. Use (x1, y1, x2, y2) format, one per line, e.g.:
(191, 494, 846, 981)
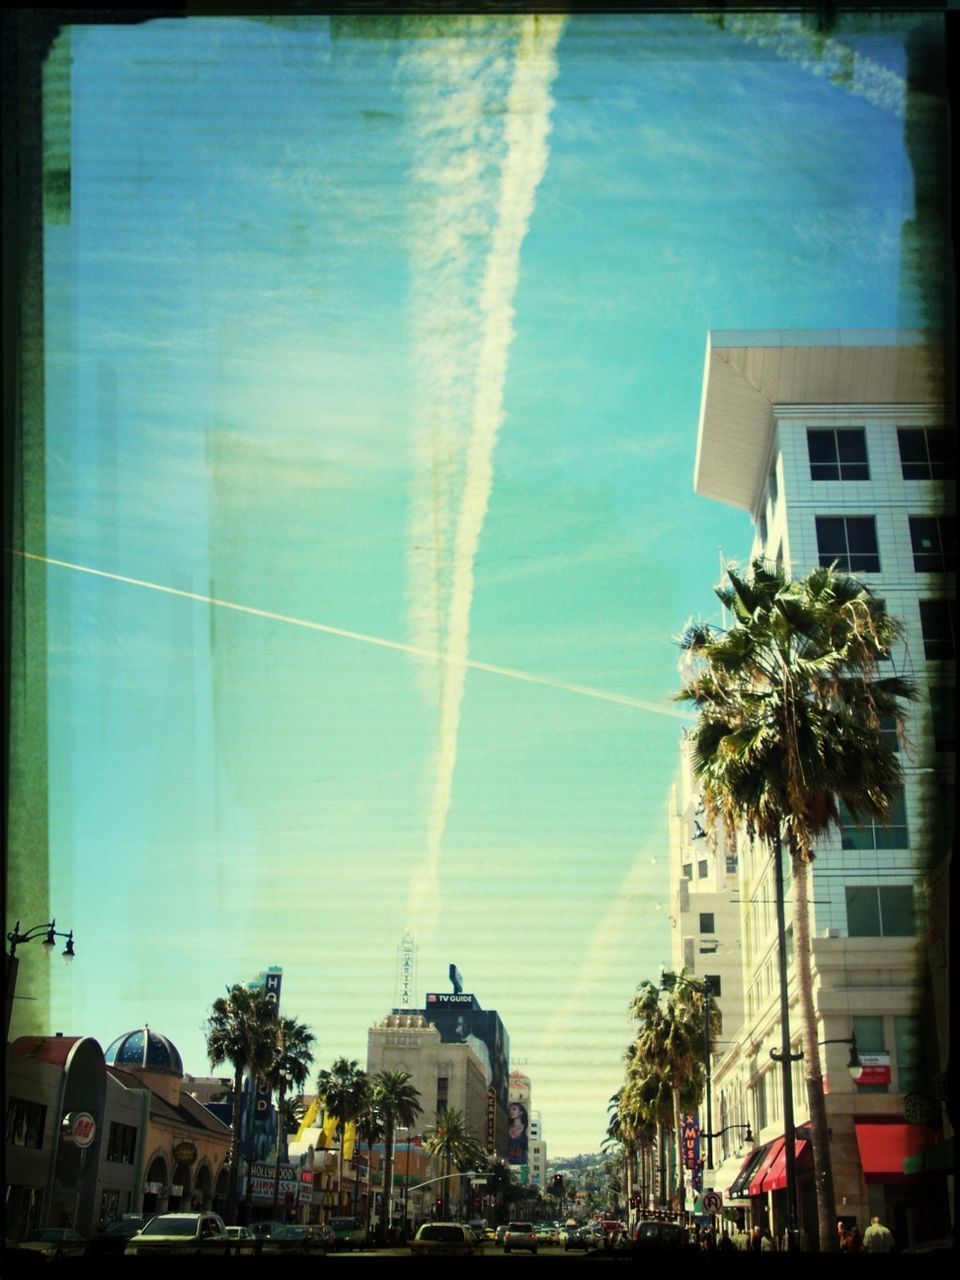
(503, 1221, 538, 1254)
(225, 1225, 256, 1255)
(124, 1212, 230, 1257)
(248, 1220, 285, 1255)
(260, 1223, 335, 1255)
(327, 1215, 365, 1250)
(86, 1215, 155, 1258)
(410, 1222, 482, 1257)
(16, 1228, 87, 1259)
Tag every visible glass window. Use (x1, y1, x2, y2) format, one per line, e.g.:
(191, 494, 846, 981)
(816, 516, 880, 572)
(699, 912, 715, 933)
(697, 859, 708, 878)
(897, 427, 955, 481)
(878, 713, 900, 754)
(5, 1097, 47, 1148)
(852, 1015, 888, 1094)
(704, 974, 721, 997)
(919, 599, 957, 659)
(893, 1017, 925, 1095)
(106, 1121, 138, 1164)
(807, 429, 869, 481)
(930, 687, 955, 751)
(909, 515, 957, 573)
(682, 863, 692, 879)
(839, 787, 908, 849)
(846, 885, 915, 937)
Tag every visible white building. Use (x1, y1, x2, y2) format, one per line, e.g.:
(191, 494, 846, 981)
(684, 329, 953, 1248)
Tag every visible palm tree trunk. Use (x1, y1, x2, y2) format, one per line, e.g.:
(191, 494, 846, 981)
(791, 846, 838, 1252)
(378, 1117, 394, 1244)
(228, 1064, 244, 1220)
(271, 1080, 286, 1219)
(672, 1086, 684, 1213)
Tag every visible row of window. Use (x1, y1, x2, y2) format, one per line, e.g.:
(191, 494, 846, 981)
(806, 427, 954, 483)
(846, 884, 914, 937)
(815, 514, 956, 574)
(6, 1097, 47, 1149)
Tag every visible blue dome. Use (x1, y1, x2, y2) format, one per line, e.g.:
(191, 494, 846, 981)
(105, 1027, 183, 1075)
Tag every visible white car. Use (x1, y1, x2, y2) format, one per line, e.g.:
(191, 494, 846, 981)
(124, 1212, 230, 1256)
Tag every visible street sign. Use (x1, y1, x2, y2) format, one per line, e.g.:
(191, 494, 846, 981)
(703, 1191, 723, 1213)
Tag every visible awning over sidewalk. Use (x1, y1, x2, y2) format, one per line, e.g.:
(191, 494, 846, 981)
(759, 1136, 809, 1192)
(854, 1122, 941, 1183)
(727, 1143, 769, 1200)
(747, 1140, 783, 1196)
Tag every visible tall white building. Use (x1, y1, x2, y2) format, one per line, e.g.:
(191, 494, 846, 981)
(681, 330, 953, 1248)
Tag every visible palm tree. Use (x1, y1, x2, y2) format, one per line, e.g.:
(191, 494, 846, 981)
(371, 1069, 422, 1243)
(629, 975, 705, 1213)
(677, 558, 914, 1251)
(356, 1086, 384, 1231)
(316, 1057, 368, 1214)
(206, 984, 278, 1220)
(263, 1016, 315, 1218)
(424, 1106, 486, 1219)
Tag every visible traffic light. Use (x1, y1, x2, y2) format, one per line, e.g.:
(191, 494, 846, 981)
(552, 1173, 563, 1194)
(434, 1197, 443, 1217)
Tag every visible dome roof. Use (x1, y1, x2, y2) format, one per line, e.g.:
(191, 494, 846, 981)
(104, 1027, 183, 1076)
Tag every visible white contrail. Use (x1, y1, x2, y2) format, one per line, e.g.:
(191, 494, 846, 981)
(403, 15, 567, 938)
(12, 549, 691, 718)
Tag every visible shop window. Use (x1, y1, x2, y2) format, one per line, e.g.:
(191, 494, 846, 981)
(919, 599, 957, 660)
(846, 885, 915, 937)
(816, 516, 880, 572)
(897, 427, 955, 481)
(807, 428, 869, 481)
(839, 787, 908, 849)
(909, 515, 956, 573)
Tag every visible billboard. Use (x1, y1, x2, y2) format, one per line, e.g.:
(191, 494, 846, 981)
(506, 1096, 529, 1165)
(423, 996, 509, 1113)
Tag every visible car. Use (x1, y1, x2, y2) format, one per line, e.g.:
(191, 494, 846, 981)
(503, 1221, 538, 1254)
(86, 1215, 155, 1258)
(632, 1218, 691, 1251)
(327, 1215, 365, 1250)
(494, 1224, 509, 1246)
(225, 1225, 256, 1255)
(260, 1223, 335, 1255)
(248, 1220, 285, 1254)
(564, 1225, 596, 1251)
(410, 1222, 482, 1257)
(124, 1212, 230, 1257)
(16, 1228, 87, 1259)
(535, 1222, 558, 1243)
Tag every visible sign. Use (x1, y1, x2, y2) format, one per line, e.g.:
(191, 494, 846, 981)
(680, 1114, 700, 1169)
(173, 1141, 197, 1165)
(856, 1052, 891, 1087)
(248, 1162, 299, 1200)
(426, 992, 474, 1006)
(63, 1112, 96, 1148)
(703, 1191, 723, 1213)
(486, 1087, 497, 1152)
(449, 963, 463, 994)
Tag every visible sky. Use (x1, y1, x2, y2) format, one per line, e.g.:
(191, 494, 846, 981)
(13, 8, 935, 1156)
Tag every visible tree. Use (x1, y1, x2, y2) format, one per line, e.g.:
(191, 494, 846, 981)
(205, 984, 279, 1220)
(629, 975, 706, 1213)
(424, 1106, 486, 1219)
(263, 1016, 315, 1218)
(317, 1057, 368, 1213)
(677, 559, 914, 1251)
(371, 1069, 422, 1243)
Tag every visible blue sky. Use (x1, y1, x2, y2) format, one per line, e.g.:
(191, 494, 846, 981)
(21, 10, 930, 1155)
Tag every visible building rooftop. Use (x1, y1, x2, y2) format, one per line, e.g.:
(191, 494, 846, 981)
(693, 329, 943, 513)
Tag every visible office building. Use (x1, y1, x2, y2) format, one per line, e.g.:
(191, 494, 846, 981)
(682, 329, 953, 1246)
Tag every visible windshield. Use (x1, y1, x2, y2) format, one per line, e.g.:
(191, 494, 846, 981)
(142, 1218, 200, 1237)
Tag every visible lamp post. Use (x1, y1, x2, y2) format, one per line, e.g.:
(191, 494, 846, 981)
(6, 918, 75, 1040)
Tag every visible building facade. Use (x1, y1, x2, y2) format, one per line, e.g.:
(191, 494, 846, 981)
(682, 329, 953, 1247)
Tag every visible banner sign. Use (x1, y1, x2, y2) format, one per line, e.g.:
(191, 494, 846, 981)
(248, 1162, 299, 1200)
(426, 993, 475, 1006)
(855, 1052, 891, 1086)
(681, 1114, 700, 1170)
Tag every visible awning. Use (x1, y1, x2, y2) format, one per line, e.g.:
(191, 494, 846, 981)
(747, 1139, 784, 1196)
(727, 1144, 769, 1200)
(760, 1137, 810, 1192)
(854, 1122, 941, 1183)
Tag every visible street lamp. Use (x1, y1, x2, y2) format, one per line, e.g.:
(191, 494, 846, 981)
(5, 918, 76, 1040)
(819, 1035, 863, 1082)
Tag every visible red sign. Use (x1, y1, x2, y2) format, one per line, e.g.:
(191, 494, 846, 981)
(66, 1112, 96, 1148)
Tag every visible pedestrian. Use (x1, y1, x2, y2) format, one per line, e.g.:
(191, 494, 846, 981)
(862, 1216, 895, 1253)
(760, 1227, 775, 1252)
(751, 1225, 763, 1252)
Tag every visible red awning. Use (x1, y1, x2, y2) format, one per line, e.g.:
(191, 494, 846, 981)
(761, 1137, 809, 1192)
(854, 1123, 940, 1183)
(747, 1138, 784, 1196)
